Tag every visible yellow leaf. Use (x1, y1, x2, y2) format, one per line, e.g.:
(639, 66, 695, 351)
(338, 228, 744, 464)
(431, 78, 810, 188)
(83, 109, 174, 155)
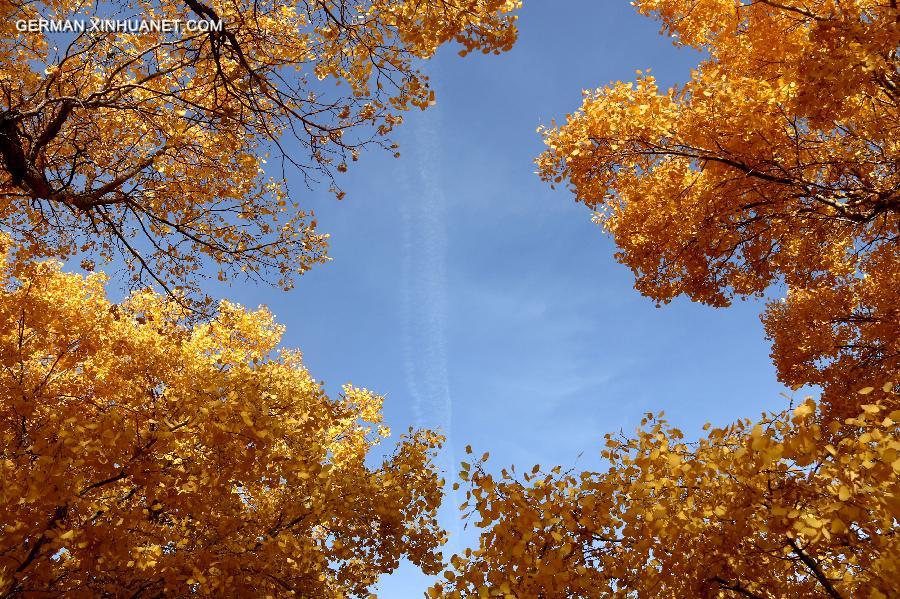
(793, 401, 814, 418)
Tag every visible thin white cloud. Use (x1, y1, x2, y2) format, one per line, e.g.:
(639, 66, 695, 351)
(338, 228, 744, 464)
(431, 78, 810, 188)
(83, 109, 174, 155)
(398, 114, 450, 431)
(397, 81, 461, 552)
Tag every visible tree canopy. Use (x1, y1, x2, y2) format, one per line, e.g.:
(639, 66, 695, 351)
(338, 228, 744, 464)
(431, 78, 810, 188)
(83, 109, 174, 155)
(1, 0, 520, 297)
(537, 0, 899, 417)
(0, 237, 445, 597)
(434, 388, 899, 598)
(2, 1, 898, 596)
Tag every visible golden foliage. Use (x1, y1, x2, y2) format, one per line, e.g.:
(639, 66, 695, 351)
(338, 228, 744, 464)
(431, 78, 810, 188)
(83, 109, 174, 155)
(537, 0, 899, 417)
(435, 385, 900, 598)
(0, 238, 445, 597)
(0, 0, 520, 296)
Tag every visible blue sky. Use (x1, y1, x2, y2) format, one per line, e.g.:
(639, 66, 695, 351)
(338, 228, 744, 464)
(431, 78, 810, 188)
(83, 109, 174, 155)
(220, 2, 791, 595)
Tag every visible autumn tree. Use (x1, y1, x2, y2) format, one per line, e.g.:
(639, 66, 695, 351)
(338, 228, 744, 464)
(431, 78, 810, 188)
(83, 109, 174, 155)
(0, 236, 446, 597)
(434, 384, 899, 598)
(0, 0, 520, 297)
(537, 0, 899, 417)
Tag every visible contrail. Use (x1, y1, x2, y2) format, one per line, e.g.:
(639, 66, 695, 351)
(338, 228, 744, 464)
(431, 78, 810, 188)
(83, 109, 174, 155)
(402, 117, 450, 429)
(398, 74, 461, 553)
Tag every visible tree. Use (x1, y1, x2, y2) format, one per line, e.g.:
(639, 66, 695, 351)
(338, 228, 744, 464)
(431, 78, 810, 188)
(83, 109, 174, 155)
(0, 0, 520, 298)
(434, 385, 899, 598)
(0, 236, 445, 597)
(536, 0, 899, 417)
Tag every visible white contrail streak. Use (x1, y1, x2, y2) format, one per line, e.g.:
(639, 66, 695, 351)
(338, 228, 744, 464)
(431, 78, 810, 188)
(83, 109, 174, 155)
(403, 121, 450, 429)
(398, 79, 460, 552)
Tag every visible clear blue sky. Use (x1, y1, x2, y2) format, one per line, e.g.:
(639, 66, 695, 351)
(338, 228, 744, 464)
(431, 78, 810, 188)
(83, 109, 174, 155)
(220, 2, 790, 595)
